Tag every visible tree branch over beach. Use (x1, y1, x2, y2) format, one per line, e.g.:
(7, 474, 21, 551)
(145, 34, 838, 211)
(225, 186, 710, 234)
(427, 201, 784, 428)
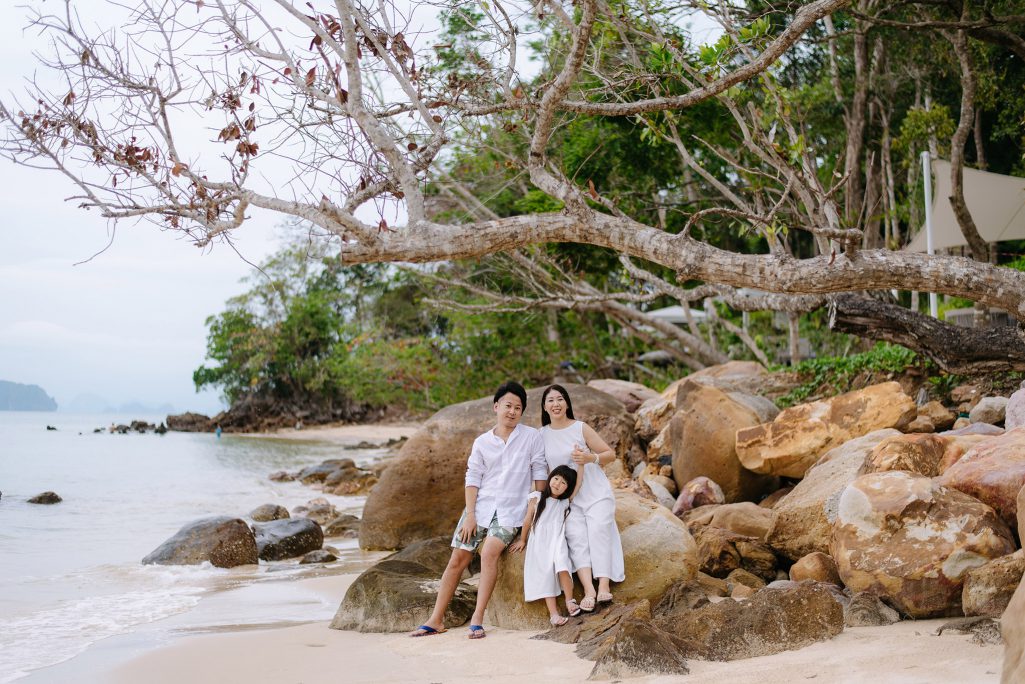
(4, 0, 1025, 353)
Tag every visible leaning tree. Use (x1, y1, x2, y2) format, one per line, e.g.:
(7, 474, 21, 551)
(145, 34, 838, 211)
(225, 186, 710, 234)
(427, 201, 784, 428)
(4, 0, 1025, 370)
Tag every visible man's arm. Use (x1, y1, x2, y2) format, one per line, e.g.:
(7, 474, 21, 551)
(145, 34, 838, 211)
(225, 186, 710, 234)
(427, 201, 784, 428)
(460, 485, 479, 543)
(508, 496, 538, 553)
(529, 430, 549, 482)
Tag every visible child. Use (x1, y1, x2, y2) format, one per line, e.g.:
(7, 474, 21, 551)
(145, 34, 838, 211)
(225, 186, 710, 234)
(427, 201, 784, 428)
(517, 464, 584, 626)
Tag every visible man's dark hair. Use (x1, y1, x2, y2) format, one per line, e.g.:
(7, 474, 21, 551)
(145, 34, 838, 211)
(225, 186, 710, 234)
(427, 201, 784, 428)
(493, 381, 527, 411)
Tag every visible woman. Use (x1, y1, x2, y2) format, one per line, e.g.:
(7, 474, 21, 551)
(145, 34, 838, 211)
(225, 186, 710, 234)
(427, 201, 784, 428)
(539, 384, 625, 611)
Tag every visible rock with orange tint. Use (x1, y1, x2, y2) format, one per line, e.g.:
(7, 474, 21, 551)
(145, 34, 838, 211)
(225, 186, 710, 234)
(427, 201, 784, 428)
(937, 427, 1025, 530)
(790, 552, 841, 586)
(918, 401, 957, 431)
(831, 470, 1015, 618)
(736, 382, 917, 479)
(861, 433, 949, 476)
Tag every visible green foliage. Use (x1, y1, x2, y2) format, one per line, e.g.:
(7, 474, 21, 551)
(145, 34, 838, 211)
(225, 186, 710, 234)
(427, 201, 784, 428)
(777, 344, 919, 407)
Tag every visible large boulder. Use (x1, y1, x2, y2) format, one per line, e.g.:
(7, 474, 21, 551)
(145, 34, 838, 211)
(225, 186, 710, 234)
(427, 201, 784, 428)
(330, 558, 476, 633)
(359, 384, 635, 550)
(668, 381, 778, 503)
(253, 518, 324, 561)
(736, 382, 916, 478)
(962, 550, 1025, 617)
(653, 581, 844, 661)
(684, 502, 773, 540)
(918, 401, 956, 431)
(937, 427, 1025, 531)
(692, 526, 777, 582)
(831, 470, 1016, 618)
(861, 433, 949, 477)
(790, 552, 841, 586)
(165, 411, 213, 432)
(1005, 386, 1025, 430)
(587, 379, 660, 413)
(767, 429, 899, 561)
(970, 396, 1009, 426)
(1002, 577, 1025, 684)
(487, 490, 698, 629)
(142, 516, 258, 568)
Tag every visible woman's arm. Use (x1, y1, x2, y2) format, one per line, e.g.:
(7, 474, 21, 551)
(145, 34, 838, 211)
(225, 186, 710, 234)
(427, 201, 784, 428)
(581, 423, 615, 466)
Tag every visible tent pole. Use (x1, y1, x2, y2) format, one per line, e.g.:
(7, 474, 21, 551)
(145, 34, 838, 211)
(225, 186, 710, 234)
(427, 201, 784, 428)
(921, 151, 939, 318)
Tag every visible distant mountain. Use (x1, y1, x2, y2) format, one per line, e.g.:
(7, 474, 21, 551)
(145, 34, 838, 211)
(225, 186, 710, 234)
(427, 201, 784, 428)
(117, 401, 175, 415)
(64, 393, 114, 414)
(0, 381, 58, 411)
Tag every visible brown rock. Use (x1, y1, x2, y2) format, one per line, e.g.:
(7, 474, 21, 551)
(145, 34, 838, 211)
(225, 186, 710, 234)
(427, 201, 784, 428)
(640, 473, 678, 497)
(953, 417, 971, 430)
(587, 378, 660, 413)
(736, 382, 917, 478)
(1019, 484, 1025, 542)
(360, 384, 635, 550)
(646, 423, 673, 461)
(903, 417, 936, 433)
(937, 427, 1025, 530)
(141, 516, 257, 568)
(166, 411, 212, 432)
(951, 383, 982, 405)
(685, 502, 772, 540)
(693, 571, 730, 597)
(487, 490, 698, 629)
(693, 526, 777, 582)
(654, 582, 844, 661)
(790, 552, 842, 586)
(730, 584, 756, 599)
(1002, 577, 1025, 683)
(970, 396, 1009, 426)
(588, 617, 691, 679)
(652, 580, 711, 615)
(635, 397, 677, 442)
(672, 476, 725, 517)
(1005, 387, 1025, 430)
(937, 434, 996, 474)
(861, 433, 949, 477)
(831, 470, 1016, 618)
(249, 504, 289, 522)
(767, 429, 900, 561)
(726, 568, 765, 590)
(292, 498, 339, 526)
(669, 381, 779, 503)
(844, 592, 900, 627)
(919, 401, 956, 431)
(759, 487, 793, 509)
(962, 550, 1025, 617)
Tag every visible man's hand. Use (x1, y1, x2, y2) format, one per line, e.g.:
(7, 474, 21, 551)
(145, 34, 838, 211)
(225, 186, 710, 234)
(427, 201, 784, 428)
(459, 513, 477, 543)
(508, 537, 526, 554)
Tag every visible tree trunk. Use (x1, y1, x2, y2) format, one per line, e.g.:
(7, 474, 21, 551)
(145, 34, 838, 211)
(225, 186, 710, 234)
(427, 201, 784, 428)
(830, 293, 1025, 373)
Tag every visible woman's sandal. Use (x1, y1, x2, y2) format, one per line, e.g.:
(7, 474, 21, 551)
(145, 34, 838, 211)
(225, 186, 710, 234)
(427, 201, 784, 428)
(549, 615, 568, 627)
(596, 591, 614, 603)
(566, 598, 582, 617)
(579, 595, 596, 612)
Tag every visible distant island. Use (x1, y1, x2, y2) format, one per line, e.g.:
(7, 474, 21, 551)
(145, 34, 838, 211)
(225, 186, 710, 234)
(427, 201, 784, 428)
(0, 380, 58, 411)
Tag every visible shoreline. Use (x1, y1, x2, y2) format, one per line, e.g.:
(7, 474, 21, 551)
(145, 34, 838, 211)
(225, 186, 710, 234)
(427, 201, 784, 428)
(102, 573, 1001, 684)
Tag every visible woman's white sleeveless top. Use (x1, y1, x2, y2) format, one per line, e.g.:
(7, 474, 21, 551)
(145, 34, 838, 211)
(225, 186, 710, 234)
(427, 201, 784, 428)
(540, 421, 613, 509)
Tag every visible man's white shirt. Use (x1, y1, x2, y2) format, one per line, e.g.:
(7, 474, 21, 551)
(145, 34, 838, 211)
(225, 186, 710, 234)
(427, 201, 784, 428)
(464, 423, 548, 527)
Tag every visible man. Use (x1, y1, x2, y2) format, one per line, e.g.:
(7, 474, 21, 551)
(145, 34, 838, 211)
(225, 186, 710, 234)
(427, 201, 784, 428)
(409, 381, 547, 639)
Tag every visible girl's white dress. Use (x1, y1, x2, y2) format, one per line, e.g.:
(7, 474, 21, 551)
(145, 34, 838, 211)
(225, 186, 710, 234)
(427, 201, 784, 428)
(541, 421, 625, 582)
(523, 491, 572, 601)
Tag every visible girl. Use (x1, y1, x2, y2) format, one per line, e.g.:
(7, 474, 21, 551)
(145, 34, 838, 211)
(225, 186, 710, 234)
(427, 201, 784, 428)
(514, 464, 585, 626)
(540, 384, 625, 611)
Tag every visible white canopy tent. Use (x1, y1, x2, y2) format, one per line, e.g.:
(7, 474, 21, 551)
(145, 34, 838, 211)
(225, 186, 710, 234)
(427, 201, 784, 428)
(905, 159, 1025, 252)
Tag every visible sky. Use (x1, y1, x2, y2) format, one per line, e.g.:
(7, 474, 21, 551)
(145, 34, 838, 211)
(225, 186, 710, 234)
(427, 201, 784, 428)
(0, 1, 281, 414)
(0, 1, 722, 416)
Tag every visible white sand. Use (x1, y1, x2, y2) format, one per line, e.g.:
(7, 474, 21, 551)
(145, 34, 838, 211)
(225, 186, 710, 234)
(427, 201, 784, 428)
(105, 574, 1004, 684)
(247, 422, 420, 445)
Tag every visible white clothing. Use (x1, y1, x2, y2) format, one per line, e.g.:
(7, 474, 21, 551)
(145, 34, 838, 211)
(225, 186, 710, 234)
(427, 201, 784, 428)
(541, 421, 625, 582)
(523, 492, 572, 601)
(464, 423, 548, 528)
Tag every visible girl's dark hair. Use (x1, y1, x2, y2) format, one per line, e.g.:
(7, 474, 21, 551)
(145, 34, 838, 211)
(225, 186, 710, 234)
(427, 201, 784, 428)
(540, 384, 575, 426)
(493, 381, 527, 411)
(533, 465, 577, 530)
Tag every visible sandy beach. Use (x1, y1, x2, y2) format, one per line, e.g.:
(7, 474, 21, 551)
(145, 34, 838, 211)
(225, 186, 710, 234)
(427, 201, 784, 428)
(105, 573, 1004, 684)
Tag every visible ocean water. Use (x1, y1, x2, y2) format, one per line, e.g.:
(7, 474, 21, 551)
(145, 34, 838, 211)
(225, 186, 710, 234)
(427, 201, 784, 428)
(0, 412, 386, 682)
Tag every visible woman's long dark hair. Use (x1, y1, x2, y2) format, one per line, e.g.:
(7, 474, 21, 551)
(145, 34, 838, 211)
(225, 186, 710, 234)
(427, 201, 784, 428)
(533, 465, 577, 531)
(540, 384, 575, 426)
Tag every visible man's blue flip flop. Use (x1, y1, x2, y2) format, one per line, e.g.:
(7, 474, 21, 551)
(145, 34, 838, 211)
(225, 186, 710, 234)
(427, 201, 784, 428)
(467, 624, 486, 639)
(409, 625, 446, 637)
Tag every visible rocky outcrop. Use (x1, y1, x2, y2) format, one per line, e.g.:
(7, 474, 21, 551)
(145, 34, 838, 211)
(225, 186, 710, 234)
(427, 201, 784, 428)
(142, 516, 258, 568)
(1002, 577, 1025, 684)
(693, 526, 777, 582)
(253, 518, 324, 561)
(672, 477, 725, 517)
(587, 379, 660, 413)
(937, 427, 1025, 530)
(165, 412, 213, 432)
(668, 381, 778, 503)
(684, 502, 772, 540)
(970, 397, 1008, 426)
(27, 491, 62, 504)
(488, 490, 697, 629)
(249, 504, 289, 522)
(330, 557, 476, 633)
(962, 551, 1025, 617)
(831, 470, 1016, 618)
(790, 552, 841, 586)
(653, 581, 844, 661)
(767, 429, 899, 561)
(736, 382, 916, 478)
(360, 384, 635, 550)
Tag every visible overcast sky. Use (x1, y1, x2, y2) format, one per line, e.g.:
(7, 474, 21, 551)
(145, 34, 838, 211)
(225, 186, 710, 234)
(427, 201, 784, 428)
(0, 1, 282, 414)
(0, 1, 721, 416)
